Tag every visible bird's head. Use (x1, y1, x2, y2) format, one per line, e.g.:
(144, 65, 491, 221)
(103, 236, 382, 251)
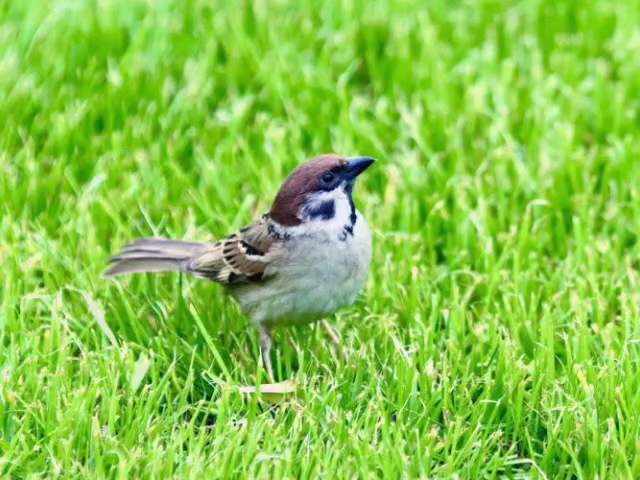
(269, 154, 375, 229)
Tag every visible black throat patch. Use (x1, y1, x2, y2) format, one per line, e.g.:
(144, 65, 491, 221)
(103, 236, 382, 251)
(343, 182, 357, 237)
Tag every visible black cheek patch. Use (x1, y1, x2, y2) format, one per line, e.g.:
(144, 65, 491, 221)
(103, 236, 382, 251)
(306, 200, 335, 220)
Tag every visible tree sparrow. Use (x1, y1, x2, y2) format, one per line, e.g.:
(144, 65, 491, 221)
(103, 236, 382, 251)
(104, 154, 375, 379)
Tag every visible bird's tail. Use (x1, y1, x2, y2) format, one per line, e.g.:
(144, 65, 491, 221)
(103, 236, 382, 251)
(104, 238, 209, 278)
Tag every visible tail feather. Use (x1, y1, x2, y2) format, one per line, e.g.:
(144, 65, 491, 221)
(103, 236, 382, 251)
(104, 238, 209, 278)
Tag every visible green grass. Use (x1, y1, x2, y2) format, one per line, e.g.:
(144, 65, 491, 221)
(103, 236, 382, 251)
(1, 0, 640, 477)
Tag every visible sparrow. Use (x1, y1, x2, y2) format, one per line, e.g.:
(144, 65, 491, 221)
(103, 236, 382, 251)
(104, 154, 375, 380)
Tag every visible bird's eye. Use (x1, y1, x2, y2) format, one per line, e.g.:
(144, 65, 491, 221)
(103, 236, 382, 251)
(321, 172, 335, 184)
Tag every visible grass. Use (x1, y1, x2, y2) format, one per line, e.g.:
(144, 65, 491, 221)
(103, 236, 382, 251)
(1, 0, 640, 477)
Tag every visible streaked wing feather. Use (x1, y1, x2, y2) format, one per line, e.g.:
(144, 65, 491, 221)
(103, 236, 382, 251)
(185, 217, 277, 284)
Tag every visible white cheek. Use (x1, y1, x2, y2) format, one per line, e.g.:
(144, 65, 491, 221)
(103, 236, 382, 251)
(300, 188, 352, 233)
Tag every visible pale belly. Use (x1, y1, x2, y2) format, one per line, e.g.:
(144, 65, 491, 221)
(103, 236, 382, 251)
(233, 217, 372, 329)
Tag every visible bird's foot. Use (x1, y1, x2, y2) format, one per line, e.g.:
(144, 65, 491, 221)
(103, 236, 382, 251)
(321, 319, 349, 364)
(258, 328, 275, 382)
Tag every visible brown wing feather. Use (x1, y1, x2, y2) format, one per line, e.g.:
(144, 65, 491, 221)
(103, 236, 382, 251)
(185, 216, 278, 284)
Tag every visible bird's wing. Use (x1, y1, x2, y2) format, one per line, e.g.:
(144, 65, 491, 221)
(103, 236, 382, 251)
(185, 216, 281, 284)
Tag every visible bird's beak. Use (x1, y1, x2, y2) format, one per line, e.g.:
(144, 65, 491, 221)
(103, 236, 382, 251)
(344, 157, 375, 180)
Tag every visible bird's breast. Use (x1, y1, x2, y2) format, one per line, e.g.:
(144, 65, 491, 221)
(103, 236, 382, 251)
(234, 214, 372, 328)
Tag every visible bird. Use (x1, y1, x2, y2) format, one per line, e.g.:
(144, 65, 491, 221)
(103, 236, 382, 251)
(104, 154, 375, 380)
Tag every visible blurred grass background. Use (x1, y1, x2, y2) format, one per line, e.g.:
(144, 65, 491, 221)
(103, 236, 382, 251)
(1, 0, 640, 477)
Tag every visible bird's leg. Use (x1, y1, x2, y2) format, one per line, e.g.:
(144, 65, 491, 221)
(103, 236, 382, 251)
(258, 327, 275, 381)
(321, 319, 349, 363)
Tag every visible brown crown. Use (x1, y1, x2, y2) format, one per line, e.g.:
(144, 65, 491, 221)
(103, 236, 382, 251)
(269, 154, 347, 227)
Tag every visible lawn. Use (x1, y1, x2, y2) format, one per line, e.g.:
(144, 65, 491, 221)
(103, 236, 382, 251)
(2, 0, 640, 477)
